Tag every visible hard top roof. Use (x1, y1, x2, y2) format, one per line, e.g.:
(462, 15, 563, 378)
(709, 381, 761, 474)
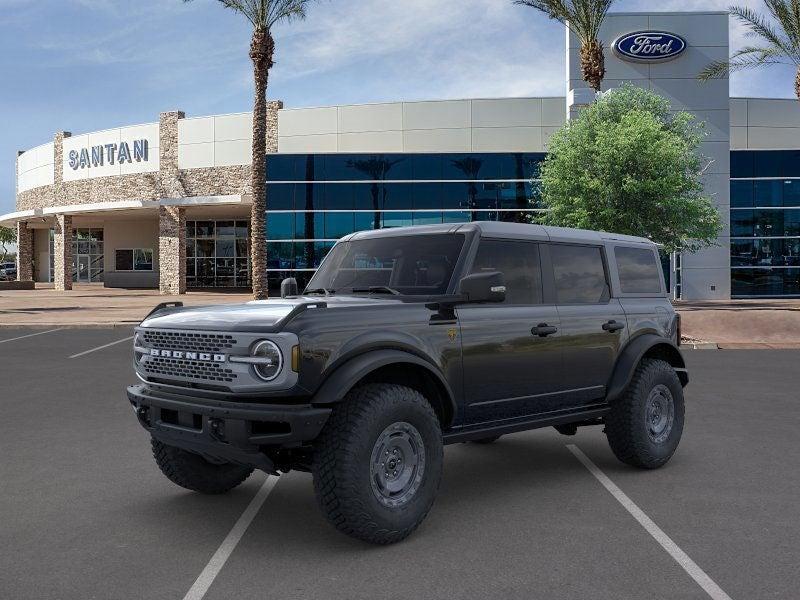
(345, 221, 655, 247)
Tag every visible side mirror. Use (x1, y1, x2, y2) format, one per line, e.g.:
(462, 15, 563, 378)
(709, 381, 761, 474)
(280, 277, 299, 298)
(458, 271, 506, 303)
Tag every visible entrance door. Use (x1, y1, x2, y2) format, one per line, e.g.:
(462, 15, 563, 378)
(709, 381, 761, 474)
(77, 255, 90, 282)
(459, 239, 564, 426)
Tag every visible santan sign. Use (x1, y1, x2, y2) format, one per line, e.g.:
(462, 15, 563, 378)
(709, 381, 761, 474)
(68, 139, 149, 170)
(613, 31, 687, 62)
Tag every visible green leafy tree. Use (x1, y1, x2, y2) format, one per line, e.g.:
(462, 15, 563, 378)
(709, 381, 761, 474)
(699, 2, 800, 100)
(183, 0, 316, 299)
(536, 84, 722, 253)
(515, 0, 615, 92)
(0, 226, 15, 263)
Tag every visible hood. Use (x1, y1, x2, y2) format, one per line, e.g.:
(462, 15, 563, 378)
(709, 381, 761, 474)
(139, 295, 404, 332)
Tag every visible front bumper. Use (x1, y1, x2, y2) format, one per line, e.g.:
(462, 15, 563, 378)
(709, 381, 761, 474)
(127, 384, 331, 472)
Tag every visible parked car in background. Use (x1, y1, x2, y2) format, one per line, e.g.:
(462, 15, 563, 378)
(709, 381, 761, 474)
(0, 262, 16, 281)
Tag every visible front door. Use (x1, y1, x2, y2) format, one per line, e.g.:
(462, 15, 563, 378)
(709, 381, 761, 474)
(458, 239, 563, 426)
(548, 243, 627, 408)
(77, 255, 90, 282)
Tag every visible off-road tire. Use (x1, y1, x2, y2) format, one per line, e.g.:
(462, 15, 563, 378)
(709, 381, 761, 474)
(605, 358, 685, 469)
(151, 438, 254, 494)
(472, 435, 502, 444)
(312, 383, 443, 545)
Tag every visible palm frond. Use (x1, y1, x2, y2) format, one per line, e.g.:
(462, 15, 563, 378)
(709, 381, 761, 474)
(515, 0, 615, 43)
(699, 46, 789, 80)
(186, 0, 312, 30)
(730, 5, 800, 64)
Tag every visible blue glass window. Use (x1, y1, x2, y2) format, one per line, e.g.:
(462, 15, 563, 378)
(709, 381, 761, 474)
(295, 183, 325, 211)
(295, 211, 324, 240)
(413, 212, 443, 225)
(441, 183, 470, 210)
(325, 212, 355, 239)
(730, 181, 754, 208)
(783, 180, 800, 207)
(754, 180, 783, 207)
(412, 183, 443, 209)
(732, 269, 800, 296)
(266, 184, 294, 210)
(382, 212, 413, 228)
(443, 211, 471, 223)
(355, 211, 380, 232)
(267, 155, 297, 181)
(324, 183, 354, 210)
(412, 154, 442, 180)
(353, 183, 380, 210)
(730, 151, 754, 178)
(381, 183, 413, 210)
(754, 151, 783, 178)
(267, 242, 294, 270)
(266, 213, 294, 240)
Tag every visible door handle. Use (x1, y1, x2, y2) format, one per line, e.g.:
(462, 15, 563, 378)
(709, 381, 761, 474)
(602, 320, 625, 333)
(532, 323, 558, 337)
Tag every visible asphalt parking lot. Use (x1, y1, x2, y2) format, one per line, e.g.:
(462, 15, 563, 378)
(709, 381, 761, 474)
(1, 328, 798, 600)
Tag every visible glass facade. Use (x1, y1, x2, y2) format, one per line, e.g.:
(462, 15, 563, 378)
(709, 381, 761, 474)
(186, 220, 251, 288)
(731, 151, 800, 297)
(264, 152, 546, 291)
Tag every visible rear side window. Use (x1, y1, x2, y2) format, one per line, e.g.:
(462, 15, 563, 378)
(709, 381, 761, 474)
(615, 246, 662, 294)
(471, 240, 542, 304)
(550, 244, 609, 304)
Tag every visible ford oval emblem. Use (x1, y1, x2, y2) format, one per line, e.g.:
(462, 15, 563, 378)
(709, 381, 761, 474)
(613, 31, 687, 63)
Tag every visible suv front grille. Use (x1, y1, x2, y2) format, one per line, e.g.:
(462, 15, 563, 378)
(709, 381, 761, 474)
(142, 330, 237, 353)
(142, 356, 238, 383)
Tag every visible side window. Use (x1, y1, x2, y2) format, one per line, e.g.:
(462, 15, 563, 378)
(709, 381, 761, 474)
(470, 240, 542, 304)
(615, 246, 663, 294)
(550, 244, 609, 304)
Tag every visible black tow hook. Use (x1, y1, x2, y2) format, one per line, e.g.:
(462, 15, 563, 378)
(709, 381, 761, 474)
(135, 406, 150, 426)
(209, 418, 226, 442)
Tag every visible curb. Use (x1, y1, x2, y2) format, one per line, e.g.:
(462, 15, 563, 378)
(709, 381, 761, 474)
(686, 342, 719, 350)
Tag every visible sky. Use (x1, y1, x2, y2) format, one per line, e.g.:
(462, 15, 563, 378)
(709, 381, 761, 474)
(0, 0, 797, 216)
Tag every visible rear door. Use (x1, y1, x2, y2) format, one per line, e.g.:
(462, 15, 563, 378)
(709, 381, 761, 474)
(458, 238, 563, 425)
(546, 243, 626, 408)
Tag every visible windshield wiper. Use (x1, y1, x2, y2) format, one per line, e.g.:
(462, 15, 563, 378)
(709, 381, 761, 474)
(304, 287, 334, 296)
(351, 286, 401, 295)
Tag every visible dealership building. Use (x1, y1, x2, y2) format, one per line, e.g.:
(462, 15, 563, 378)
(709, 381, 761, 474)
(4, 10, 800, 299)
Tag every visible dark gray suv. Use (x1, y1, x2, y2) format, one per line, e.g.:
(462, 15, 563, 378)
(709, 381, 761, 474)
(127, 222, 687, 544)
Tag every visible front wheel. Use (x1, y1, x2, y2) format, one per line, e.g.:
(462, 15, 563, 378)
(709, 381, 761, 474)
(312, 384, 443, 544)
(605, 359, 685, 469)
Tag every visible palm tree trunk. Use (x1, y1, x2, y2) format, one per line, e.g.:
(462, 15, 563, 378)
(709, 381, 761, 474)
(580, 40, 605, 92)
(249, 29, 274, 300)
(796, 68, 800, 102)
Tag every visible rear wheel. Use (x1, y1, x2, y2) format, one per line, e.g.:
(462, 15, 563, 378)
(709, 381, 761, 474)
(151, 438, 254, 494)
(312, 383, 443, 544)
(605, 359, 684, 469)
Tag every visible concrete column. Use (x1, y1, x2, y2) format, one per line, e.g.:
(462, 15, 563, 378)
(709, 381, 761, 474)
(16, 221, 33, 282)
(159, 111, 186, 199)
(159, 205, 186, 295)
(265, 100, 283, 154)
(53, 214, 73, 291)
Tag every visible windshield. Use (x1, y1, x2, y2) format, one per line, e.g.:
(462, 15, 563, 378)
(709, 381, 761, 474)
(306, 234, 466, 296)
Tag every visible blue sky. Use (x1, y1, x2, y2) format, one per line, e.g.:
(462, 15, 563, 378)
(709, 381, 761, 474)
(1, 0, 797, 215)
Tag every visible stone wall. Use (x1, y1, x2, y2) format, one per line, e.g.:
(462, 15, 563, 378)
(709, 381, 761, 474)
(16, 221, 33, 282)
(53, 214, 73, 291)
(158, 206, 186, 295)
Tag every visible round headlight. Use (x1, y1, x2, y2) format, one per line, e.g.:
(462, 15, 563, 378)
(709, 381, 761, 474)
(252, 340, 283, 381)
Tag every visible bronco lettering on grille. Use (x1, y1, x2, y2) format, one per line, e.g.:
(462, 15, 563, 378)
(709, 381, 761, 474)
(149, 349, 226, 362)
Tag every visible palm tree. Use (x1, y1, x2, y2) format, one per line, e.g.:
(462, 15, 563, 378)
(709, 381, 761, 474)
(184, 0, 314, 299)
(515, 0, 615, 92)
(699, 3, 800, 101)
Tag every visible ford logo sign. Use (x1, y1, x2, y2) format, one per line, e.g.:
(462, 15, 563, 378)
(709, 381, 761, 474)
(613, 31, 687, 63)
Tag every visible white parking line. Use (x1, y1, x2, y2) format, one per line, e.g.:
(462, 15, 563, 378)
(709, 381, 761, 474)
(68, 335, 134, 359)
(567, 444, 733, 600)
(0, 329, 63, 345)
(183, 476, 278, 600)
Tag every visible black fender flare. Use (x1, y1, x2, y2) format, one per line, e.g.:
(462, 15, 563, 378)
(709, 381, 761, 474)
(606, 334, 688, 403)
(311, 349, 457, 426)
